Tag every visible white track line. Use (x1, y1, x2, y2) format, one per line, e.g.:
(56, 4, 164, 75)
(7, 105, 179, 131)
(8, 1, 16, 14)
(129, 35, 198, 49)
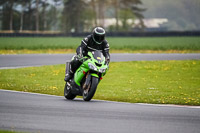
(0, 89, 62, 98)
(0, 89, 199, 109)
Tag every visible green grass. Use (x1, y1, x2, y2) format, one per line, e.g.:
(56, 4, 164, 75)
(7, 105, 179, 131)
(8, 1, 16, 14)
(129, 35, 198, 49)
(0, 37, 200, 52)
(0, 60, 199, 105)
(108, 37, 200, 51)
(0, 130, 25, 133)
(0, 37, 80, 50)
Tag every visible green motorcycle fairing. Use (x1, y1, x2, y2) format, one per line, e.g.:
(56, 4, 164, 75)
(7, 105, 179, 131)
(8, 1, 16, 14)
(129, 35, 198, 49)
(74, 51, 109, 86)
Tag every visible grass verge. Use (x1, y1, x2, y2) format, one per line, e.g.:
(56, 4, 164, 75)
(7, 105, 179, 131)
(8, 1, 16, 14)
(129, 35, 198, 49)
(1, 49, 200, 54)
(0, 37, 200, 54)
(0, 60, 199, 105)
(0, 130, 24, 133)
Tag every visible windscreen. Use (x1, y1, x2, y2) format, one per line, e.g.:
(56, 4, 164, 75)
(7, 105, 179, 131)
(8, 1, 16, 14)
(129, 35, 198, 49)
(92, 51, 104, 63)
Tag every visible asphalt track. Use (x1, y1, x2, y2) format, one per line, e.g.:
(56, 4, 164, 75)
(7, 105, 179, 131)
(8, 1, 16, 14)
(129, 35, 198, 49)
(0, 53, 200, 133)
(0, 53, 200, 69)
(0, 89, 200, 133)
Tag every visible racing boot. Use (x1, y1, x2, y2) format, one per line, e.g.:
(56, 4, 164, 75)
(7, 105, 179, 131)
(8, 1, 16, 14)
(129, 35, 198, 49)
(64, 63, 73, 82)
(64, 72, 73, 82)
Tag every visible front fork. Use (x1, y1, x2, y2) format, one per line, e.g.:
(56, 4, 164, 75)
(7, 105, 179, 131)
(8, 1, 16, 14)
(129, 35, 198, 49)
(82, 73, 91, 93)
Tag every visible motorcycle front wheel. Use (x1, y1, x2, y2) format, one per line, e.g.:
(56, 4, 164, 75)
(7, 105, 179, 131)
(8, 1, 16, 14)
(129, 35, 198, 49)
(83, 77, 99, 101)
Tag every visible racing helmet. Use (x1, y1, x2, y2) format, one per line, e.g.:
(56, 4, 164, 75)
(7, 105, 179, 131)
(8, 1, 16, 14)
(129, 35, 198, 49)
(92, 27, 105, 44)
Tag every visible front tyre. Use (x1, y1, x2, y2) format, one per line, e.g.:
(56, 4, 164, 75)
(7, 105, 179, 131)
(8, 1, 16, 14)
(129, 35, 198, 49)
(64, 82, 76, 100)
(83, 77, 99, 101)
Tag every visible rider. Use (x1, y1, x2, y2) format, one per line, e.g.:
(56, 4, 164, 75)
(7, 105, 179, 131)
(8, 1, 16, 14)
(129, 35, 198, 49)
(64, 27, 110, 82)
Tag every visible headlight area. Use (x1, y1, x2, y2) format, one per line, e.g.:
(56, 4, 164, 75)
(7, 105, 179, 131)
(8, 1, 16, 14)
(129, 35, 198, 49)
(88, 63, 97, 71)
(99, 68, 107, 73)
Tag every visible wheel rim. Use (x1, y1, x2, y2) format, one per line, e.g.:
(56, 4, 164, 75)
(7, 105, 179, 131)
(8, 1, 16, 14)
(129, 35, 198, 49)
(83, 90, 88, 99)
(64, 83, 71, 96)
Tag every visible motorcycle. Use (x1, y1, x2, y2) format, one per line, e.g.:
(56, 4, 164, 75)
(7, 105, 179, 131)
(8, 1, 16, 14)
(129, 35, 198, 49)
(64, 50, 109, 101)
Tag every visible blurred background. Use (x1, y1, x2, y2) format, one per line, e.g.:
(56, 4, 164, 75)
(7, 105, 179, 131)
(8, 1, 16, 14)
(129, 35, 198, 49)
(0, 0, 200, 36)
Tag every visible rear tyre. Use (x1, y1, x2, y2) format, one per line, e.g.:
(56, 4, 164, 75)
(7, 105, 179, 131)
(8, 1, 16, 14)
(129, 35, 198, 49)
(64, 82, 76, 100)
(83, 77, 99, 101)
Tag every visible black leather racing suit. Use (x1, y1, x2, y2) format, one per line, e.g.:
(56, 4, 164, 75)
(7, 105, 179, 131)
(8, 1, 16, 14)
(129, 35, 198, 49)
(67, 34, 110, 75)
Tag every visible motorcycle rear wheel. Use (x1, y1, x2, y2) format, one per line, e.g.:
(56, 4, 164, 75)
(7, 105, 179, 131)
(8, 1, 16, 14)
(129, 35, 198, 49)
(64, 82, 76, 100)
(83, 77, 98, 101)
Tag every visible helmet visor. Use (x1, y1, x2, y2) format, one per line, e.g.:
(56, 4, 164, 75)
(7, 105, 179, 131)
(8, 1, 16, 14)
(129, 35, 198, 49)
(94, 34, 105, 43)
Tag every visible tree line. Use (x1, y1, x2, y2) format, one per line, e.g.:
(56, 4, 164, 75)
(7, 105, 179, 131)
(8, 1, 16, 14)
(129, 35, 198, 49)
(0, 0, 145, 33)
